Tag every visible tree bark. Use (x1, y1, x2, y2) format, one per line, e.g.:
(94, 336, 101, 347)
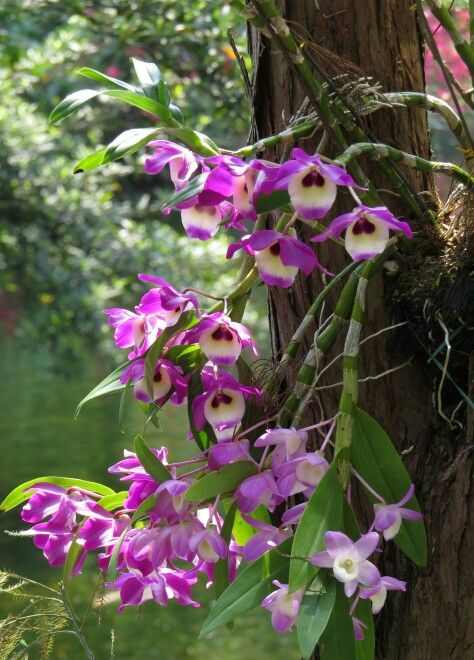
(248, 1, 474, 658)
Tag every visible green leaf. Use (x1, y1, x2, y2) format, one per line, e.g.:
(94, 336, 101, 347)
(77, 66, 138, 92)
(200, 538, 292, 636)
(352, 408, 426, 566)
(131, 58, 170, 105)
(320, 582, 357, 660)
(289, 464, 343, 591)
(185, 462, 257, 502)
(214, 501, 237, 602)
(187, 370, 216, 452)
(232, 506, 271, 546)
(162, 173, 207, 210)
(0, 478, 115, 514)
(255, 189, 291, 214)
(73, 148, 107, 173)
(97, 491, 128, 511)
(63, 536, 83, 590)
(144, 310, 199, 397)
(104, 90, 173, 121)
(49, 89, 102, 124)
(107, 493, 157, 584)
(165, 345, 205, 374)
(50, 88, 173, 125)
(75, 360, 130, 418)
(297, 572, 337, 659)
(134, 435, 171, 483)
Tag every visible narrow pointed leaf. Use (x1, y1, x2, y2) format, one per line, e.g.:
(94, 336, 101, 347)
(200, 538, 292, 636)
(187, 370, 216, 452)
(162, 173, 208, 210)
(214, 501, 237, 601)
(77, 67, 138, 92)
(352, 408, 426, 566)
(49, 89, 102, 124)
(255, 189, 291, 214)
(185, 461, 257, 502)
(73, 148, 107, 173)
(0, 478, 115, 514)
(75, 361, 130, 418)
(97, 491, 128, 511)
(320, 582, 357, 660)
(131, 58, 169, 104)
(63, 536, 83, 590)
(289, 464, 343, 591)
(297, 572, 337, 658)
(134, 434, 170, 483)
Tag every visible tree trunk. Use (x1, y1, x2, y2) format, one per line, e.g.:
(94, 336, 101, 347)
(248, 1, 474, 658)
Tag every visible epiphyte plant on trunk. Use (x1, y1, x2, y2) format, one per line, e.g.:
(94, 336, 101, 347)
(2, 3, 473, 658)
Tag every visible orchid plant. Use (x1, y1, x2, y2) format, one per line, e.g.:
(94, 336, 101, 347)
(2, 2, 473, 658)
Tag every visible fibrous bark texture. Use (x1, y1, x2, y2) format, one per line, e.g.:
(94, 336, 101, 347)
(248, 1, 473, 658)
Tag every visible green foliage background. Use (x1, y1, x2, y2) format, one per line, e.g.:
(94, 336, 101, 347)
(0, 0, 250, 350)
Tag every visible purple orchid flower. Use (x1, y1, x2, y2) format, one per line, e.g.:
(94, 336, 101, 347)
(311, 205, 413, 261)
(359, 575, 406, 614)
(236, 470, 282, 514)
(352, 616, 368, 641)
(261, 581, 304, 633)
(205, 155, 263, 221)
(124, 528, 170, 575)
(227, 229, 326, 288)
(255, 427, 307, 471)
(191, 366, 260, 438)
(21, 483, 94, 523)
(111, 568, 199, 612)
(109, 447, 168, 480)
(373, 484, 423, 540)
(241, 514, 292, 561)
(178, 199, 233, 240)
(207, 439, 251, 470)
(120, 357, 188, 406)
(184, 312, 257, 365)
(137, 274, 200, 324)
(145, 140, 202, 189)
(275, 451, 329, 498)
(189, 527, 228, 563)
(103, 307, 166, 360)
(310, 531, 381, 597)
(281, 502, 306, 526)
(261, 148, 355, 220)
(77, 506, 130, 552)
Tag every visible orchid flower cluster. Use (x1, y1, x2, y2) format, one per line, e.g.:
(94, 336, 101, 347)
(7, 138, 424, 657)
(146, 141, 412, 277)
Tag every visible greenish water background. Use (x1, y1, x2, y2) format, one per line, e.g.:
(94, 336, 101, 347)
(0, 339, 298, 659)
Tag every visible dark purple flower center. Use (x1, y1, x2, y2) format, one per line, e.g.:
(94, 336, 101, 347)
(352, 216, 376, 235)
(194, 204, 214, 214)
(211, 391, 233, 408)
(153, 368, 163, 382)
(269, 242, 281, 256)
(211, 325, 235, 342)
(301, 169, 325, 188)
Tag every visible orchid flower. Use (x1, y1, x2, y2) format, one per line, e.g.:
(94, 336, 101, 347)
(261, 581, 304, 633)
(312, 205, 413, 261)
(227, 229, 325, 288)
(120, 357, 188, 405)
(261, 148, 355, 219)
(184, 312, 257, 365)
(145, 140, 202, 189)
(310, 531, 380, 597)
(373, 484, 423, 540)
(192, 367, 260, 439)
